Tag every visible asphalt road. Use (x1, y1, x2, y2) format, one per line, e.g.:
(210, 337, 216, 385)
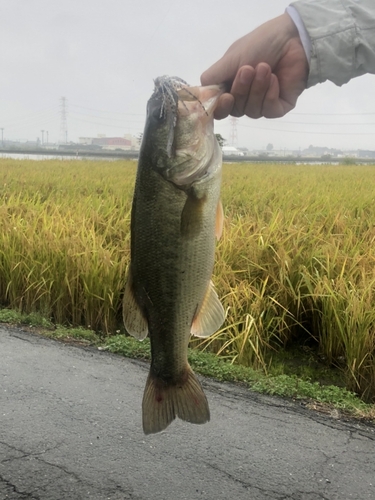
(0, 326, 374, 500)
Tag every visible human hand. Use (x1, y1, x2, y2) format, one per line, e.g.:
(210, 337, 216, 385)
(200, 13, 309, 119)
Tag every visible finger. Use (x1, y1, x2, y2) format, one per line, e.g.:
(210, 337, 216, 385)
(262, 74, 297, 118)
(229, 66, 256, 118)
(213, 93, 235, 120)
(262, 74, 284, 118)
(243, 63, 272, 119)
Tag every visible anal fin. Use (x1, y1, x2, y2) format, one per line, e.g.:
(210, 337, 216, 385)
(122, 269, 148, 340)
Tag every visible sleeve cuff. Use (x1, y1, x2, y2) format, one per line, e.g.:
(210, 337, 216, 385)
(286, 5, 312, 64)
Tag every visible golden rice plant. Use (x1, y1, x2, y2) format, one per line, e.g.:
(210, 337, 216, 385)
(213, 163, 375, 402)
(0, 159, 135, 331)
(1, 158, 375, 401)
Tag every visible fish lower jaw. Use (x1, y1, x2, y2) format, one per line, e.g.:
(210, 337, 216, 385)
(169, 150, 216, 186)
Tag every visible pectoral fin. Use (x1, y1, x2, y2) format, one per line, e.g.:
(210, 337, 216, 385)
(180, 191, 206, 239)
(122, 269, 148, 340)
(191, 281, 225, 338)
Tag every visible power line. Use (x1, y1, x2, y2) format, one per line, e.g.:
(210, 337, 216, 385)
(69, 103, 144, 116)
(263, 120, 375, 126)
(70, 116, 144, 130)
(5, 116, 57, 132)
(69, 110, 145, 124)
(237, 122, 375, 135)
(1, 108, 59, 127)
(291, 111, 375, 116)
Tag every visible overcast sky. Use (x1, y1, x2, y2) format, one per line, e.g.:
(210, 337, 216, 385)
(1, 0, 374, 152)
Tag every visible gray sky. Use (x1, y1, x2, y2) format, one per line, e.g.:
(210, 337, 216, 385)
(1, 0, 374, 151)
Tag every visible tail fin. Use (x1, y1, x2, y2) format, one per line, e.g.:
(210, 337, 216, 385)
(142, 365, 210, 435)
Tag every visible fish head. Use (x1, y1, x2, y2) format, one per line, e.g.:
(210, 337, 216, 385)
(143, 76, 224, 187)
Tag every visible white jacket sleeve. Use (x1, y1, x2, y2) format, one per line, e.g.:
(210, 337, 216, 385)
(290, 0, 375, 87)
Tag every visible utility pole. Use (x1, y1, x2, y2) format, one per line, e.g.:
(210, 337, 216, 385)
(230, 117, 238, 147)
(46, 131, 49, 145)
(0, 128, 4, 147)
(41, 130, 44, 145)
(59, 97, 68, 145)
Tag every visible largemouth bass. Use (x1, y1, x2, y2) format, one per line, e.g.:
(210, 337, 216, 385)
(123, 76, 225, 434)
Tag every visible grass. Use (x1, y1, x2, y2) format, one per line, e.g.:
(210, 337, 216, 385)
(1, 158, 375, 409)
(0, 307, 373, 421)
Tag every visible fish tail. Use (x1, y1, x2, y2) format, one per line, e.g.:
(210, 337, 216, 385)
(142, 365, 210, 435)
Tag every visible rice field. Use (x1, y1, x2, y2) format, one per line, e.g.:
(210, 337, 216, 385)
(1, 158, 375, 402)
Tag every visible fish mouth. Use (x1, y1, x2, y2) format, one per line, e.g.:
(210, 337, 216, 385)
(176, 84, 225, 117)
(151, 76, 224, 159)
(169, 83, 224, 186)
(152, 76, 189, 157)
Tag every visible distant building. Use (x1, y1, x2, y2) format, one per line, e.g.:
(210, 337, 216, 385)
(357, 150, 375, 158)
(302, 145, 343, 157)
(222, 146, 244, 156)
(92, 137, 131, 149)
(252, 149, 298, 157)
(78, 134, 139, 151)
(263, 149, 298, 157)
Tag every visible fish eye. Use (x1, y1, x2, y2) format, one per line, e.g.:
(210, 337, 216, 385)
(147, 97, 166, 123)
(151, 107, 164, 122)
(147, 103, 165, 124)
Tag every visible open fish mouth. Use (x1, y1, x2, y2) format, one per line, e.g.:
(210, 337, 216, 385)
(151, 76, 189, 157)
(151, 76, 224, 158)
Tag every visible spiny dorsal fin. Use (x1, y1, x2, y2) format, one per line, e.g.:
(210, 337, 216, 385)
(191, 281, 225, 338)
(122, 269, 148, 340)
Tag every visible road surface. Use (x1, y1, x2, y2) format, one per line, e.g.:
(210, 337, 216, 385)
(1, 326, 374, 499)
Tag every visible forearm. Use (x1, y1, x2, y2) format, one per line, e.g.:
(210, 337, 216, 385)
(290, 0, 375, 87)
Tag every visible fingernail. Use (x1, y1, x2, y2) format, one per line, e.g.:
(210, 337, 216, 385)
(239, 66, 253, 85)
(256, 64, 270, 80)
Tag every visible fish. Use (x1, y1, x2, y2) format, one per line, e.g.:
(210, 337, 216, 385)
(123, 76, 225, 434)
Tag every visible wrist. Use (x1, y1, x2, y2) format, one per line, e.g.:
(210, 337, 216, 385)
(278, 12, 301, 46)
(261, 13, 302, 65)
